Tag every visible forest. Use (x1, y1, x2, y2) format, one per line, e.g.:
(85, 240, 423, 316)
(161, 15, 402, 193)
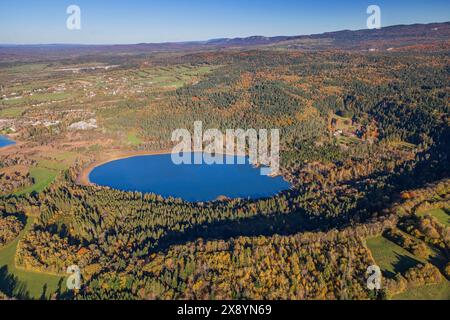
(0, 41, 449, 300)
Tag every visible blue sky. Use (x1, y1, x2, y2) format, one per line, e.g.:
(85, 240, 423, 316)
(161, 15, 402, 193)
(0, 0, 449, 44)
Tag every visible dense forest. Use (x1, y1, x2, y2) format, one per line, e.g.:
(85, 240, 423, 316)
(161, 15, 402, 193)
(0, 44, 449, 300)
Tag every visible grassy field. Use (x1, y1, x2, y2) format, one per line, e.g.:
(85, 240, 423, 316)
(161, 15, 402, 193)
(0, 106, 26, 117)
(14, 167, 58, 195)
(29, 92, 71, 103)
(4, 63, 49, 74)
(1, 92, 71, 109)
(135, 64, 217, 89)
(13, 152, 78, 195)
(0, 152, 78, 298)
(394, 280, 450, 300)
(418, 208, 449, 227)
(1, 98, 25, 106)
(367, 235, 449, 300)
(0, 217, 64, 299)
(366, 236, 424, 278)
(390, 140, 417, 151)
(127, 133, 143, 146)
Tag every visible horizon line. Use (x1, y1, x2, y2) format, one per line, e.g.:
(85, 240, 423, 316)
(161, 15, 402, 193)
(1, 20, 448, 47)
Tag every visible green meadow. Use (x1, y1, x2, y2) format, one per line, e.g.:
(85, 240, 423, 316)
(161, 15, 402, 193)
(0, 106, 27, 117)
(366, 236, 424, 277)
(127, 133, 143, 146)
(394, 281, 450, 300)
(418, 208, 449, 227)
(367, 235, 449, 300)
(0, 217, 65, 299)
(14, 154, 77, 195)
(14, 167, 58, 195)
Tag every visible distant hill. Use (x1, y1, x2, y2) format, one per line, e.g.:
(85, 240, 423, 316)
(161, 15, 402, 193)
(200, 22, 450, 50)
(0, 22, 449, 61)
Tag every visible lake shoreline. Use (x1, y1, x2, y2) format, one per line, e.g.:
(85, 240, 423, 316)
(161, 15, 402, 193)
(82, 150, 289, 202)
(77, 149, 174, 186)
(0, 134, 17, 150)
(77, 149, 278, 187)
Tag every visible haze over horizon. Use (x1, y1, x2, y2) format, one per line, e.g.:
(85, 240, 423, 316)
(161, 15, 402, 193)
(0, 0, 449, 45)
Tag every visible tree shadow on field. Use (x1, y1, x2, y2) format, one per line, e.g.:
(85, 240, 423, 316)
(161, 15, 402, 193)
(392, 253, 421, 275)
(0, 265, 30, 299)
(147, 208, 326, 254)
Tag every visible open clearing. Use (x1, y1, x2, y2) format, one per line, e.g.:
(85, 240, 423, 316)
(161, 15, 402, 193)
(14, 152, 77, 195)
(0, 217, 64, 299)
(14, 167, 58, 195)
(418, 208, 449, 227)
(366, 236, 424, 278)
(394, 280, 450, 300)
(367, 235, 449, 300)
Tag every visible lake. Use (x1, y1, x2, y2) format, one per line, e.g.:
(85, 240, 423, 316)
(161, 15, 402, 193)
(89, 153, 291, 202)
(0, 136, 15, 148)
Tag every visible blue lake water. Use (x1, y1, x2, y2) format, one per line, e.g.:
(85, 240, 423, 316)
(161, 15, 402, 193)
(0, 136, 15, 148)
(89, 153, 291, 202)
